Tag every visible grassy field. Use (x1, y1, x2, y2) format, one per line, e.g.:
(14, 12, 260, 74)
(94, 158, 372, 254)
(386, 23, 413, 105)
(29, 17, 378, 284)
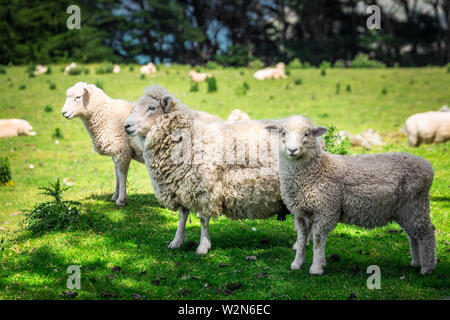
(0, 64, 449, 300)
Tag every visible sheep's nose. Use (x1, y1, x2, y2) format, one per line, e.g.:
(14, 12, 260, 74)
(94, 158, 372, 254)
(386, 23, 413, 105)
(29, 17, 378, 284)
(288, 148, 298, 155)
(124, 123, 131, 129)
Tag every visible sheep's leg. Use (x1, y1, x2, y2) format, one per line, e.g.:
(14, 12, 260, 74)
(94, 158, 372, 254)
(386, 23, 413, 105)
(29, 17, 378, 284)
(291, 216, 310, 270)
(168, 208, 189, 249)
(196, 216, 211, 255)
(111, 164, 119, 202)
(114, 157, 130, 206)
(407, 235, 421, 268)
(309, 231, 328, 276)
(418, 228, 436, 275)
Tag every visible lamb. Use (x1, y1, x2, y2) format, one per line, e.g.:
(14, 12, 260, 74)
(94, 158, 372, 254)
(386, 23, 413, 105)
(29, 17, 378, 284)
(61, 82, 145, 206)
(124, 85, 288, 255)
(338, 129, 385, 149)
(0, 119, 36, 138)
(405, 109, 450, 147)
(140, 62, 157, 75)
(266, 115, 436, 275)
(226, 109, 251, 123)
(113, 64, 120, 74)
(188, 70, 209, 82)
(254, 62, 287, 80)
(34, 65, 48, 75)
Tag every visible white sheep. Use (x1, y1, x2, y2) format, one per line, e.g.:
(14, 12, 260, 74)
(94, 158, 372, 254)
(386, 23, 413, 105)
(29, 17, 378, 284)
(140, 62, 157, 75)
(0, 119, 36, 138)
(267, 115, 436, 275)
(405, 109, 450, 147)
(338, 129, 385, 149)
(188, 70, 209, 82)
(254, 63, 287, 80)
(113, 64, 120, 74)
(226, 109, 251, 123)
(124, 85, 288, 255)
(61, 82, 145, 206)
(64, 62, 77, 74)
(34, 65, 48, 75)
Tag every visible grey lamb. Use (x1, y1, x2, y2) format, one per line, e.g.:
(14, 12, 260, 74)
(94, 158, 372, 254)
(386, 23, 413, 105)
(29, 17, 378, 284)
(266, 115, 436, 275)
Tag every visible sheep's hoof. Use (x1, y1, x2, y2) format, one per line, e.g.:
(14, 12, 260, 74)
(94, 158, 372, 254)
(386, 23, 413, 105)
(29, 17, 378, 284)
(115, 198, 126, 206)
(309, 265, 324, 276)
(420, 267, 433, 275)
(292, 242, 299, 251)
(290, 261, 303, 270)
(411, 260, 420, 268)
(196, 245, 210, 255)
(111, 194, 119, 202)
(168, 239, 184, 249)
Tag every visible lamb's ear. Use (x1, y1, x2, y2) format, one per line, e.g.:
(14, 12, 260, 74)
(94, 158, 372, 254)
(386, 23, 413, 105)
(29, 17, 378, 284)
(312, 126, 328, 137)
(264, 124, 281, 133)
(161, 95, 173, 114)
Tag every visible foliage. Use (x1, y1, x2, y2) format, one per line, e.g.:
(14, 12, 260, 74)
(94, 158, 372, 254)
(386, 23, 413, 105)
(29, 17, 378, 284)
(235, 82, 250, 95)
(94, 80, 104, 90)
(333, 59, 346, 68)
(294, 78, 302, 86)
(323, 125, 350, 155)
(49, 83, 56, 90)
(447, 63, 450, 73)
(0, 157, 12, 185)
(214, 45, 249, 67)
(96, 64, 113, 75)
(18, 84, 26, 90)
(319, 61, 331, 70)
(0, 66, 6, 74)
(335, 83, 340, 94)
(351, 54, 386, 69)
(45, 66, 52, 75)
(52, 128, 63, 139)
(288, 58, 303, 69)
(189, 81, 199, 92)
(19, 179, 82, 233)
(206, 76, 217, 93)
(248, 59, 264, 69)
(44, 105, 53, 113)
(68, 67, 82, 75)
(205, 61, 220, 70)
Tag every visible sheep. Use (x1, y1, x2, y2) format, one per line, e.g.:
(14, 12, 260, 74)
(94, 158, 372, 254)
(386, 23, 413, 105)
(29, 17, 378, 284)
(64, 62, 77, 74)
(440, 105, 449, 112)
(405, 109, 450, 147)
(338, 129, 385, 149)
(188, 70, 209, 82)
(0, 119, 36, 138)
(266, 115, 436, 275)
(226, 109, 251, 123)
(254, 62, 287, 80)
(140, 62, 157, 75)
(124, 85, 288, 255)
(113, 64, 120, 74)
(61, 81, 145, 206)
(34, 65, 48, 75)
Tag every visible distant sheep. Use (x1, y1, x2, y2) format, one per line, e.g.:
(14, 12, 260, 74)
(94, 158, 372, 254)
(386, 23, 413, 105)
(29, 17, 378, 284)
(113, 64, 120, 74)
(439, 105, 449, 112)
(339, 129, 385, 149)
(254, 63, 287, 80)
(226, 109, 251, 123)
(405, 108, 450, 147)
(268, 115, 436, 275)
(0, 119, 36, 138)
(188, 70, 209, 82)
(64, 62, 77, 74)
(34, 65, 48, 75)
(140, 62, 157, 75)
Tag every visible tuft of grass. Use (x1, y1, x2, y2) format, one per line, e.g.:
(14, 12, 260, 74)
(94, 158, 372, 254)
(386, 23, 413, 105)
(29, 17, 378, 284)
(189, 81, 199, 92)
(140, 74, 146, 80)
(49, 83, 56, 90)
(323, 125, 351, 155)
(0, 157, 12, 185)
(19, 179, 82, 233)
(381, 87, 388, 95)
(346, 84, 351, 92)
(336, 83, 341, 94)
(45, 66, 52, 75)
(320, 69, 326, 76)
(95, 64, 113, 75)
(52, 128, 63, 139)
(294, 78, 302, 86)
(18, 84, 26, 90)
(206, 76, 217, 93)
(68, 67, 82, 76)
(94, 80, 104, 90)
(0, 66, 6, 74)
(129, 65, 134, 72)
(44, 105, 53, 113)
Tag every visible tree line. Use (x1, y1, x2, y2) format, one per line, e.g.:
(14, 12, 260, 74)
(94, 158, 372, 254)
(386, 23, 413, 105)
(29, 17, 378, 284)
(1, 0, 449, 66)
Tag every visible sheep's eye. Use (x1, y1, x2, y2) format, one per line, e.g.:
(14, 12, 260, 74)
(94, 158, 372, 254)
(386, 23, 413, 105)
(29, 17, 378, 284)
(304, 131, 309, 137)
(281, 130, 287, 138)
(75, 96, 81, 100)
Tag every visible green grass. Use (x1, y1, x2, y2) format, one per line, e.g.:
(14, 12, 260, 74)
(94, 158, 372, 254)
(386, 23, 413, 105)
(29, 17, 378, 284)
(0, 65, 449, 300)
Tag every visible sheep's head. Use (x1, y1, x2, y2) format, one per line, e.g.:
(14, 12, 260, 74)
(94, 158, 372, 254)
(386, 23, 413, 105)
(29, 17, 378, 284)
(124, 85, 175, 137)
(265, 116, 327, 160)
(62, 82, 91, 120)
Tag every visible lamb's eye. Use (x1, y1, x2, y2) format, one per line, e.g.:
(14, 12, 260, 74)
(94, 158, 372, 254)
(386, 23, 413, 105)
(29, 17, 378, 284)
(304, 131, 309, 137)
(147, 105, 156, 112)
(75, 96, 81, 100)
(281, 130, 287, 138)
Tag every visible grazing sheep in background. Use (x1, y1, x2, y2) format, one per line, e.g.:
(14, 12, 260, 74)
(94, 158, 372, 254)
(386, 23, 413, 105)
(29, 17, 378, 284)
(439, 105, 449, 112)
(64, 62, 77, 74)
(140, 62, 157, 75)
(124, 85, 288, 255)
(113, 64, 120, 74)
(61, 82, 145, 206)
(188, 70, 209, 82)
(34, 65, 47, 75)
(254, 62, 287, 80)
(226, 109, 251, 123)
(0, 119, 36, 138)
(338, 129, 385, 149)
(405, 109, 450, 147)
(267, 115, 436, 275)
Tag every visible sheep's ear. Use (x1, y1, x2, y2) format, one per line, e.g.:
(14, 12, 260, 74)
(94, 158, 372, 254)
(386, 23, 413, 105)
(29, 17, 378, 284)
(83, 86, 91, 96)
(312, 126, 328, 137)
(161, 95, 173, 114)
(265, 124, 281, 133)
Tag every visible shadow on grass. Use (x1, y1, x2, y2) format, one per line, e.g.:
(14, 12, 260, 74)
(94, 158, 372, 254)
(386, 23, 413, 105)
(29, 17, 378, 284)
(2, 191, 448, 299)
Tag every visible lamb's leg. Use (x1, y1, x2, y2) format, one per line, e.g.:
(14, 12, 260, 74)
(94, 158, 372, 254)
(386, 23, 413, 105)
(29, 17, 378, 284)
(114, 157, 130, 206)
(309, 231, 328, 276)
(291, 215, 310, 270)
(418, 228, 436, 275)
(111, 164, 119, 202)
(196, 216, 211, 255)
(168, 207, 189, 249)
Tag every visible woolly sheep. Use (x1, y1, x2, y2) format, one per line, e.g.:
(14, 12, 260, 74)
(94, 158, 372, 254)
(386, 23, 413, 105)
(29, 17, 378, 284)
(405, 109, 450, 147)
(113, 64, 120, 74)
(440, 105, 449, 112)
(188, 70, 209, 82)
(64, 62, 77, 74)
(140, 62, 157, 75)
(124, 85, 288, 255)
(61, 82, 145, 206)
(226, 109, 251, 123)
(254, 62, 287, 80)
(338, 129, 385, 149)
(266, 116, 436, 275)
(34, 64, 48, 75)
(0, 119, 36, 138)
